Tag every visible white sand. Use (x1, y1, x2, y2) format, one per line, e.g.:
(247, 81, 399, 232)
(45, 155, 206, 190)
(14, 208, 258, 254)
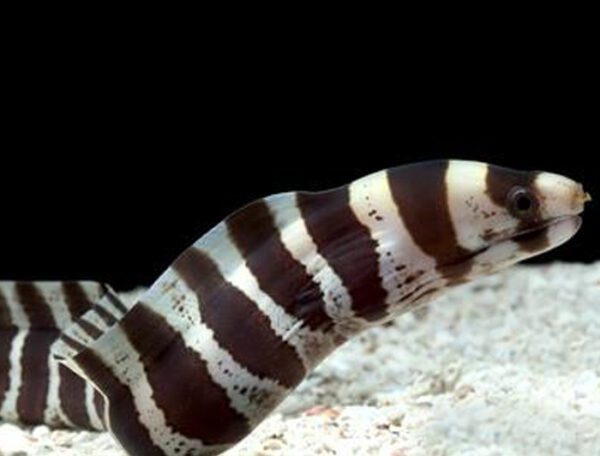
(1, 263, 599, 456)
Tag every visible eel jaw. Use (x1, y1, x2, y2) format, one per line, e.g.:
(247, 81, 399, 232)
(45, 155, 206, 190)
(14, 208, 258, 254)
(448, 214, 584, 281)
(487, 215, 582, 266)
(507, 214, 583, 253)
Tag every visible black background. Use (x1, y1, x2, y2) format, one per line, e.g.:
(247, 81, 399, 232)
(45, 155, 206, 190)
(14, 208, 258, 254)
(1, 128, 597, 290)
(1, 38, 598, 290)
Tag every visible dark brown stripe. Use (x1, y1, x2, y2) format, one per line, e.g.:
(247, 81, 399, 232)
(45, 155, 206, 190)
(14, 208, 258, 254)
(485, 164, 539, 209)
(17, 330, 57, 423)
(511, 226, 550, 252)
(173, 247, 306, 388)
(387, 161, 473, 282)
(74, 349, 163, 456)
(0, 328, 17, 411)
(15, 282, 56, 328)
(0, 288, 10, 327)
(485, 165, 547, 252)
(60, 334, 87, 354)
(76, 318, 104, 340)
(92, 304, 118, 326)
(297, 188, 388, 321)
(61, 282, 95, 320)
(15, 283, 57, 423)
(100, 284, 129, 315)
(227, 200, 334, 332)
(121, 303, 250, 445)
(0, 289, 17, 410)
(58, 363, 91, 429)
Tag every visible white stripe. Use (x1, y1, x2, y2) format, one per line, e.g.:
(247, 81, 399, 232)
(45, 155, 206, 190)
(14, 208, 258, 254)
(0, 281, 104, 328)
(445, 160, 516, 251)
(97, 289, 130, 317)
(468, 239, 521, 275)
(348, 170, 439, 310)
(0, 285, 28, 420)
(35, 283, 75, 328)
(0, 330, 28, 421)
(195, 222, 336, 368)
(63, 324, 97, 349)
(0, 282, 30, 328)
(80, 313, 111, 334)
(0, 282, 97, 428)
(10, 283, 77, 427)
(84, 284, 126, 321)
(44, 345, 75, 428)
(266, 193, 366, 335)
(141, 269, 289, 422)
(85, 383, 104, 431)
(91, 325, 217, 454)
(534, 171, 583, 219)
(75, 280, 285, 455)
(53, 290, 127, 362)
(78, 282, 105, 304)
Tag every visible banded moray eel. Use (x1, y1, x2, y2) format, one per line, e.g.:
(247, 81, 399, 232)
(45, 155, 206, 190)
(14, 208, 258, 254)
(0, 160, 590, 455)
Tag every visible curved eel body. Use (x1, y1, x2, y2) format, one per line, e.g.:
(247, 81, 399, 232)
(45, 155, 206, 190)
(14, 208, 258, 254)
(0, 160, 590, 455)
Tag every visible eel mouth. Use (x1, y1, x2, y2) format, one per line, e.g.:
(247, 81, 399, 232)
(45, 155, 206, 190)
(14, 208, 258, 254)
(443, 215, 584, 279)
(500, 215, 583, 253)
(483, 215, 581, 245)
(512, 215, 581, 240)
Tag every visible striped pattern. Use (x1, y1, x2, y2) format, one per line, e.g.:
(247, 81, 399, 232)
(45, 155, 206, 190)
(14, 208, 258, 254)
(1, 160, 587, 455)
(298, 188, 389, 322)
(0, 281, 108, 430)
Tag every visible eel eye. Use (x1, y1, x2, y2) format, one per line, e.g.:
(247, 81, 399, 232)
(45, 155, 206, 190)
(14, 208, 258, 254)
(508, 187, 537, 218)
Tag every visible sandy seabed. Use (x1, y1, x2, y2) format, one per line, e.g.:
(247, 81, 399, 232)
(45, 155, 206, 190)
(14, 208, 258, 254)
(1, 263, 599, 456)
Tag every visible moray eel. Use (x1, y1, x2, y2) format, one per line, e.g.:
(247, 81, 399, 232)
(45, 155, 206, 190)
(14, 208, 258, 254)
(0, 160, 590, 455)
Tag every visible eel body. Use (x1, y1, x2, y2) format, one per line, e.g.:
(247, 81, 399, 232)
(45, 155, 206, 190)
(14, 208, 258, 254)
(0, 160, 590, 455)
